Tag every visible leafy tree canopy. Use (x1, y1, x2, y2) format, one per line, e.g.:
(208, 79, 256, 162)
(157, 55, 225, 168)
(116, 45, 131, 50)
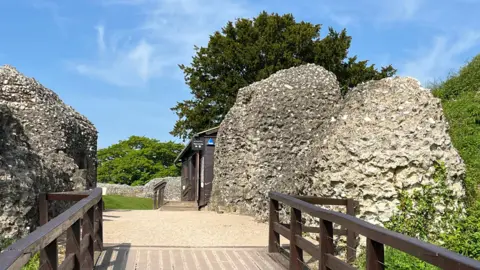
(97, 136, 184, 186)
(171, 11, 396, 140)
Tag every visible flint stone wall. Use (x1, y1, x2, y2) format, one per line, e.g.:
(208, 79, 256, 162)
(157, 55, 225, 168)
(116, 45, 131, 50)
(98, 177, 181, 201)
(0, 65, 97, 239)
(211, 64, 466, 228)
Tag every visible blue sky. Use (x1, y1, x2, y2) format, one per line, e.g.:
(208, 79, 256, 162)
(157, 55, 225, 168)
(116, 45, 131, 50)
(1, 0, 479, 148)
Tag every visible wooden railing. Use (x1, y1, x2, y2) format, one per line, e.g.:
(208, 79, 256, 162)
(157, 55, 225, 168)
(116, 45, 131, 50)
(268, 191, 480, 270)
(152, 181, 167, 209)
(0, 188, 103, 270)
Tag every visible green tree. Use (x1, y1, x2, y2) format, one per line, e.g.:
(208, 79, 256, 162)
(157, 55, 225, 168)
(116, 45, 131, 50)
(97, 136, 184, 186)
(171, 11, 396, 140)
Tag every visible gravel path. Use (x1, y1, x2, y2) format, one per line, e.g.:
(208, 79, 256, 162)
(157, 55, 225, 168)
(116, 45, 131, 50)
(103, 210, 269, 247)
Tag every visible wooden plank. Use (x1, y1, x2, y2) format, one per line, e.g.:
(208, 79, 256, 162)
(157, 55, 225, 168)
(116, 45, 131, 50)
(289, 208, 303, 270)
(66, 220, 80, 270)
(40, 238, 58, 270)
(366, 238, 384, 270)
(0, 188, 102, 270)
(273, 222, 290, 239)
(294, 235, 320, 260)
(319, 219, 334, 270)
(280, 223, 347, 236)
(269, 191, 480, 269)
(294, 196, 349, 206)
(95, 200, 104, 252)
(58, 254, 75, 270)
(268, 199, 280, 253)
(46, 194, 89, 201)
(324, 254, 356, 270)
(81, 208, 95, 269)
(80, 234, 91, 255)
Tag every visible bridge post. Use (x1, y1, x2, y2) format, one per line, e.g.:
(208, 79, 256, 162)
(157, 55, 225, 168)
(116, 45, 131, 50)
(268, 198, 280, 253)
(346, 199, 357, 263)
(95, 199, 104, 251)
(39, 193, 57, 270)
(289, 207, 303, 270)
(319, 219, 333, 270)
(366, 238, 384, 270)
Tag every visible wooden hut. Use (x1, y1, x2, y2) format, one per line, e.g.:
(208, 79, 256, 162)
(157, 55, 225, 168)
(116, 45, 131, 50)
(174, 126, 218, 209)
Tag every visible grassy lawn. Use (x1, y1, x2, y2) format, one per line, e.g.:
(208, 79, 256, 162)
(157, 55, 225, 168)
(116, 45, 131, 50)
(103, 195, 153, 210)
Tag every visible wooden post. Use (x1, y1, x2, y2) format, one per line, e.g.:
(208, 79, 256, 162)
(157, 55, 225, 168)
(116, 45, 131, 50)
(289, 207, 303, 270)
(41, 239, 58, 270)
(95, 200, 104, 251)
(366, 238, 384, 270)
(268, 198, 280, 253)
(196, 151, 200, 204)
(81, 207, 95, 268)
(346, 199, 356, 263)
(159, 188, 164, 207)
(39, 193, 51, 270)
(66, 220, 80, 270)
(319, 219, 334, 270)
(39, 193, 48, 225)
(153, 189, 158, 209)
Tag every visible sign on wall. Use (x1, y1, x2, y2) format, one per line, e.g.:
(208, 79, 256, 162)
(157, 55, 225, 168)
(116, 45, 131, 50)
(207, 138, 215, 146)
(192, 138, 204, 151)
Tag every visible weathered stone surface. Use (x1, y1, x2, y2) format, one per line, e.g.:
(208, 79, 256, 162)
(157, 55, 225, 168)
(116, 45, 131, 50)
(210, 64, 342, 217)
(303, 77, 465, 226)
(0, 65, 97, 238)
(211, 64, 466, 227)
(98, 177, 181, 201)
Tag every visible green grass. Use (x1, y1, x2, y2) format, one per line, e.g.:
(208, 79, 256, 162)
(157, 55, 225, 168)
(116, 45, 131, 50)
(103, 195, 153, 210)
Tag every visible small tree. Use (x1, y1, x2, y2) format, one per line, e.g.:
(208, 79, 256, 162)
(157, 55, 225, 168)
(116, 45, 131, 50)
(171, 11, 396, 140)
(97, 136, 184, 186)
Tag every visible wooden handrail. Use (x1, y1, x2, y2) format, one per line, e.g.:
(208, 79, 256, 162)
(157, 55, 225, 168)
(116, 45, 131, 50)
(0, 188, 103, 270)
(268, 191, 480, 270)
(153, 181, 167, 209)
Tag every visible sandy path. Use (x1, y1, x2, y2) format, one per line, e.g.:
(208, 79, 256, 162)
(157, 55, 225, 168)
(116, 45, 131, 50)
(103, 210, 269, 247)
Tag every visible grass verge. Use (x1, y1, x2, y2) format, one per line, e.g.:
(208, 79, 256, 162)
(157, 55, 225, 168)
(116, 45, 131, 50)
(103, 195, 153, 210)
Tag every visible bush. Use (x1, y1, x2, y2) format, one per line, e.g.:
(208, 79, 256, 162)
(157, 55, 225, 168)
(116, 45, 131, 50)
(383, 162, 460, 243)
(432, 55, 480, 202)
(354, 247, 439, 270)
(441, 201, 480, 260)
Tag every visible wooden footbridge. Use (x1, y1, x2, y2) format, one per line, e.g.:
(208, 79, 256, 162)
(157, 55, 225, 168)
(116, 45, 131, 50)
(1, 187, 480, 270)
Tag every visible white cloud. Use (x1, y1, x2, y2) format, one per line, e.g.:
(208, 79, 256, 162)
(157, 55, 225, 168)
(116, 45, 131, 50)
(401, 30, 480, 85)
(74, 0, 252, 87)
(95, 25, 106, 53)
(74, 24, 164, 87)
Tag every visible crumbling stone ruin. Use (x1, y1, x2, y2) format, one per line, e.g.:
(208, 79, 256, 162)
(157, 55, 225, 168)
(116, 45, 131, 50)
(211, 64, 466, 227)
(0, 65, 97, 238)
(98, 177, 181, 201)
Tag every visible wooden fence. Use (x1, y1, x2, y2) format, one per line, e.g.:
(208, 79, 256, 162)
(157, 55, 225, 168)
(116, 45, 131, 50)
(269, 191, 480, 270)
(152, 181, 167, 209)
(0, 188, 103, 270)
